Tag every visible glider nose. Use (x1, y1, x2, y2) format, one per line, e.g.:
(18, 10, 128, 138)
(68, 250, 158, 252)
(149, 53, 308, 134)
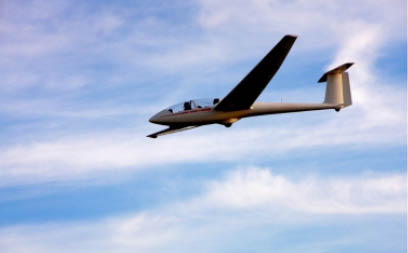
(149, 110, 171, 124)
(149, 113, 160, 124)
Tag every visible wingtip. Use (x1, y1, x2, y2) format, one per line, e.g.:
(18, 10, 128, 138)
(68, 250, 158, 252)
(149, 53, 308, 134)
(285, 34, 298, 39)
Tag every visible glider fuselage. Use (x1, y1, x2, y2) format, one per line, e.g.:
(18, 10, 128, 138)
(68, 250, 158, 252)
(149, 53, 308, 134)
(149, 102, 340, 126)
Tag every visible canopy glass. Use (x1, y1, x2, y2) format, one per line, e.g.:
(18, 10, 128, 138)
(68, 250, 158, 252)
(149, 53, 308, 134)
(167, 98, 220, 113)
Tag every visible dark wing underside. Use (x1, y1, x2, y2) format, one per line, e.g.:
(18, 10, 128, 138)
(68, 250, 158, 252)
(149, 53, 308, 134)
(147, 125, 200, 138)
(214, 35, 297, 111)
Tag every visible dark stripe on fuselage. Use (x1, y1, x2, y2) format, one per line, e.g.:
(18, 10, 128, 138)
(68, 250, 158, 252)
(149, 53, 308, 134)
(161, 107, 212, 117)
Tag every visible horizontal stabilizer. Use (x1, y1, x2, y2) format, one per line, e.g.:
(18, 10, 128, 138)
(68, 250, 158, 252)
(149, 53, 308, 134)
(318, 63, 354, 83)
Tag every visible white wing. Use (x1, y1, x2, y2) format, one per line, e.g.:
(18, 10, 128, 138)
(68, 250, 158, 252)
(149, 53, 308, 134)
(147, 126, 200, 138)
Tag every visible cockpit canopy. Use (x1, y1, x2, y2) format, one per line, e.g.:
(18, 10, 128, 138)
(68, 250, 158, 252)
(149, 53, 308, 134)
(167, 98, 220, 113)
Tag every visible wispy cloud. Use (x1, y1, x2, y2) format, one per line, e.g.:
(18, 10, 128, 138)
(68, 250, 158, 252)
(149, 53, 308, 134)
(0, 0, 405, 187)
(0, 71, 405, 186)
(201, 167, 406, 214)
(0, 1, 405, 252)
(0, 27, 405, 186)
(0, 102, 405, 186)
(0, 167, 405, 252)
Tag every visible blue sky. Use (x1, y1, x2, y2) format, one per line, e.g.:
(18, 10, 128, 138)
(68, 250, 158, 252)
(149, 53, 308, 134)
(0, 0, 406, 252)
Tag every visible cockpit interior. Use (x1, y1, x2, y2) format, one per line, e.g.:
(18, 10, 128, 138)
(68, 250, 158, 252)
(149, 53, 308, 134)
(166, 98, 219, 113)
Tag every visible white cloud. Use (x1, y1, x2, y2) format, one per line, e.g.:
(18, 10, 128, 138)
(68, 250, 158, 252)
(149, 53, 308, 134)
(0, 0, 404, 186)
(201, 168, 406, 214)
(1, 0, 405, 86)
(0, 108, 404, 186)
(0, 66, 405, 186)
(0, 168, 405, 253)
(0, 1, 405, 252)
(196, 0, 405, 41)
(330, 25, 406, 129)
(0, 98, 150, 120)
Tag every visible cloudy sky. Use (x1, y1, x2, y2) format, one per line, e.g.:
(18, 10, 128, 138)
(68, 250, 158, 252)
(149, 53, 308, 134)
(0, 0, 406, 252)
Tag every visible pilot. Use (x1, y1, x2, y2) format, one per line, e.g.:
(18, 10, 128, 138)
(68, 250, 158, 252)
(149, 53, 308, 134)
(184, 101, 191, 111)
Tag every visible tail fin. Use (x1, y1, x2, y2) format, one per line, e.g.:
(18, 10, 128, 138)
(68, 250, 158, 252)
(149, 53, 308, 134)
(318, 63, 353, 110)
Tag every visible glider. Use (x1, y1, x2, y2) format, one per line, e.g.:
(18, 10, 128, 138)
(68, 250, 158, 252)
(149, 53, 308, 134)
(147, 35, 353, 138)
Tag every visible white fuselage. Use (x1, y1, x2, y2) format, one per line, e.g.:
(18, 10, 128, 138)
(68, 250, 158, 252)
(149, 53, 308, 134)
(149, 102, 341, 126)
